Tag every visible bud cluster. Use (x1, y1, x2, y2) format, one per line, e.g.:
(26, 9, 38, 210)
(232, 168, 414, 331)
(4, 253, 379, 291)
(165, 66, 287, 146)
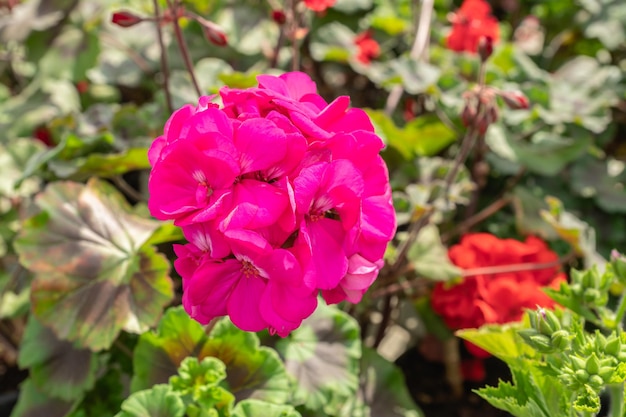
(518, 308, 572, 353)
(517, 305, 626, 413)
(559, 330, 626, 396)
(567, 267, 612, 309)
(460, 86, 530, 134)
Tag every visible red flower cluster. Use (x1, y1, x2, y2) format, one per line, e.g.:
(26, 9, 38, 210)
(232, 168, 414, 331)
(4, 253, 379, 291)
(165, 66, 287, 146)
(304, 0, 335, 12)
(431, 233, 565, 352)
(446, 0, 499, 54)
(354, 30, 380, 65)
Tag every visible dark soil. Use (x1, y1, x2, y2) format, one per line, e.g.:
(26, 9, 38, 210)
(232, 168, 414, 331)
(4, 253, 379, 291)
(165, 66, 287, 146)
(396, 347, 512, 417)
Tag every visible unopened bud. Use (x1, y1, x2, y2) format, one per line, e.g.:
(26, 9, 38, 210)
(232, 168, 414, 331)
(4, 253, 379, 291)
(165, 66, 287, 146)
(461, 103, 477, 127)
(111, 10, 144, 28)
(476, 105, 498, 134)
(550, 330, 570, 350)
(611, 249, 626, 282)
(199, 18, 228, 46)
(605, 333, 621, 357)
(477, 36, 494, 62)
(585, 353, 601, 375)
(501, 90, 530, 110)
(272, 10, 286, 25)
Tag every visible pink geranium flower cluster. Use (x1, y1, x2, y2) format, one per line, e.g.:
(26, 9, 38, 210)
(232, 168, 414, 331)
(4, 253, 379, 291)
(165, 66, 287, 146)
(148, 72, 396, 336)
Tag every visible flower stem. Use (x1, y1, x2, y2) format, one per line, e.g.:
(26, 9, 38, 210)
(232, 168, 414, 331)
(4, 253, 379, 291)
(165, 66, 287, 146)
(613, 292, 626, 330)
(167, 0, 202, 98)
(609, 384, 624, 417)
(384, 0, 434, 115)
(152, 0, 173, 113)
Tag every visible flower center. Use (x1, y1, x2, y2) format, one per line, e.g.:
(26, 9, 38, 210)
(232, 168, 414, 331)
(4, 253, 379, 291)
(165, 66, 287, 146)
(192, 169, 213, 198)
(241, 260, 260, 278)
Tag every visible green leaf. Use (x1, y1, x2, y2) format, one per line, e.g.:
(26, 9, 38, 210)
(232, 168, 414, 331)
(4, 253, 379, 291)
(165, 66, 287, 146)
(132, 307, 292, 405)
(48, 148, 151, 181)
(170, 357, 234, 410)
(486, 124, 592, 177)
(201, 318, 292, 404)
(232, 399, 301, 417)
(413, 297, 454, 341)
(18, 317, 102, 401)
(0, 288, 30, 319)
(38, 27, 100, 81)
(67, 363, 127, 417)
(406, 224, 460, 281)
(14, 178, 173, 351)
(386, 56, 441, 95)
(540, 196, 605, 269)
(456, 320, 536, 365)
(355, 348, 422, 417)
(115, 385, 185, 417)
(570, 157, 626, 213)
(572, 385, 600, 413)
(218, 71, 260, 89)
(366, 111, 457, 159)
(511, 186, 558, 240)
(0, 138, 44, 200)
(9, 379, 76, 417)
(131, 306, 209, 393)
(580, 0, 626, 50)
(275, 303, 361, 415)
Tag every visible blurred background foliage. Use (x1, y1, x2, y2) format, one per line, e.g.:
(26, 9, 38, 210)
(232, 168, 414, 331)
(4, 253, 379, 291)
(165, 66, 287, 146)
(0, 0, 625, 415)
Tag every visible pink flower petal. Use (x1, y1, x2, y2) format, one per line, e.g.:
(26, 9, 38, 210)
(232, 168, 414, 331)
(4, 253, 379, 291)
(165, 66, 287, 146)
(220, 180, 289, 231)
(183, 260, 240, 324)
(305, 218, 348, 289)
(227, 274, 267, 332)
(234, 119, 288, 174)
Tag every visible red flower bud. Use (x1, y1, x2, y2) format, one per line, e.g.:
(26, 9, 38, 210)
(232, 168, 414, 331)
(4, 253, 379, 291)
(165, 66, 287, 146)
(461, 102, 477, 127)
(272, 10, 286, 25)
(500, 90, 530, 110)
(198, 18, 228, 46)
(33, 126, 54, 147)
(75, 80, 89, 94)
(477, 36, 494, 62)
(111, 10, 143, 28)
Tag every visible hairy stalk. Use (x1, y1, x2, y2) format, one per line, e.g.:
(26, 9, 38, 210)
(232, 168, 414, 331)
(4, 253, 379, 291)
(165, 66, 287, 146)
(384, 0, 434, 115)
(112, 175, 145, 202)
(372, 253, 573, 299)
(152, 0, 173, 113)
(269, 25, 286, 68)
(608, 383, 624, 417)
(461, 253, 574, 277)
(441, 195, 512, 243)
(288, 0, 300, 71)
(372, 295, 393, 348)
(167, 0, 202, 98)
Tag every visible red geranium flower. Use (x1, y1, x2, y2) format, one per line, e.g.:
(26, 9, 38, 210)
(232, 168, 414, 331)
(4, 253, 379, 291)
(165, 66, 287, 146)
(431, 233, 565, 361)
(304, 0, 335, 12)
(354, 30, 380, 65)
(446, 0, 499, 54)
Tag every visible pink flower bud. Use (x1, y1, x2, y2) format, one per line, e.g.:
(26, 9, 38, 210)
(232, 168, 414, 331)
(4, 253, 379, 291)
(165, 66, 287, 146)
(111, 10, 143, 28)
(501, 90, 530, 110)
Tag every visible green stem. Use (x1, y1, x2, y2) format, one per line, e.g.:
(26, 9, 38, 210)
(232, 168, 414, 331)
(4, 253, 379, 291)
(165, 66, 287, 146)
(614, 292, 626, 330)
(608, 383, 624, 417)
